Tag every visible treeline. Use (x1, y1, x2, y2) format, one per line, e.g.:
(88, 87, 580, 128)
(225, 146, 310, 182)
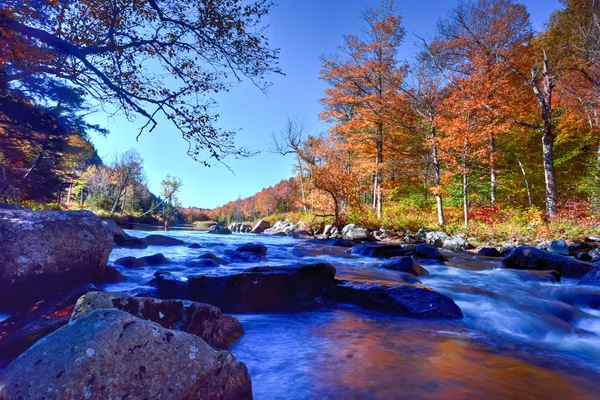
(210, 178, 299, 224)
(214, 0, 600, 234)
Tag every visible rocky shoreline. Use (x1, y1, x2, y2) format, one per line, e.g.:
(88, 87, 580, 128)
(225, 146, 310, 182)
(2, 210, 600, 399)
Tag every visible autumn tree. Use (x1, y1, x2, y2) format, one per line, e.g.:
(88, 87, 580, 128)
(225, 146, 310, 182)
(320, 0, 407, 219)
(0, 0, 280, 164)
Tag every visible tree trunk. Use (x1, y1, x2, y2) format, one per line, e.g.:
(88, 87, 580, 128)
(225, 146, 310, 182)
(430, 128, 445, 226)
(515, 155, 533, 208)
(296, 153, 307, 212)
(490, 134, 497, 208)
(542, 124, 558, 217)
(375, 125, 383, 219)
(462, 152, 469, 228)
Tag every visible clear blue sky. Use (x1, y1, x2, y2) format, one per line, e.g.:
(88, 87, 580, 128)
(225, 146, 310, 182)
(88, 0, 560, 209)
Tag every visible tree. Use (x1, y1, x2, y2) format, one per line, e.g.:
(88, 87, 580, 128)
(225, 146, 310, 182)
(270, 116, 309, 211)
(1, 0, 281, 164)
(320, 0, 407, 219)
(109, 149, 144, 216)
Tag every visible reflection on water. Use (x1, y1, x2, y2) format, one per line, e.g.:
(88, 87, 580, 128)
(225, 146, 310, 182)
(232, 310, 600, 399)
(101, 230, 600, 399)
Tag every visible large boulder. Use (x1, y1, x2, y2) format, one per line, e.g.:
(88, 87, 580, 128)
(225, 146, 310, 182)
(351, 242, 405, 258)
(503, 246, 596, 278)
(330, 281, 462, 319)
(578, 268, 600, 286)
(144, 234, 185, 246)
(103, 220, 148, 249)
(0, 310, 252, 400)
(425, 231, 449, 247)
(251, 219, 270, 234)
(71, 292, 244, 349)
(341, 224, 374, 241)
(156, 264, 337, 313)
(0, 284, 96, 360)
(114, 253, 169, 268)
(379, 257, 429, 277)
(0, 210, 113, 310)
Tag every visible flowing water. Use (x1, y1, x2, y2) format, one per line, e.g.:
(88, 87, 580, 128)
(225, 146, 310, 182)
(103, 230, 600, 399)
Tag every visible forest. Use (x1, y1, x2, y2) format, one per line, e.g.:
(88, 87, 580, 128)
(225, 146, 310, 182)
(2, 0, 600, 241)
(212, 0, 600, 242)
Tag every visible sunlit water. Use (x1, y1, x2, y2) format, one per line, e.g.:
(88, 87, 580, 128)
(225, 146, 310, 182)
(101, 230, 600, 399)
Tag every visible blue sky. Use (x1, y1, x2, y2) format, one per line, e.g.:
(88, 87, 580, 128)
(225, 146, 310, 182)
(88, 0, 560, 208)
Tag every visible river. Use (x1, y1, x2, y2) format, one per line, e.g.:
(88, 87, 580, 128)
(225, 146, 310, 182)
(102, 230, 600, 399)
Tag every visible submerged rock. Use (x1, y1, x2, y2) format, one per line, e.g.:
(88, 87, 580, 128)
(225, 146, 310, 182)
(188, 243, 202, 249)
(71, 292, 244, 349)
(578, 268, 600, 286)
(0, 284, 97, 360)
(156, 264, 337, 313)
(222, 250, 263, 263)
(145, 234, 185, 246)
(512, 270, 561, 283)
(236, 243, 268, 257)
(92, 265, 127, 284)
(478, 247, 503, 258)
(351, 242, 405, 258)
(309, 238, 356, 248)
(379, 257, 429, 277)
(0, 310, 252, 400)
(114, 253, 169, 268)
(503, 246, 596, 278)
(0, 209, 112, 311)
(330, 281, 463, 319)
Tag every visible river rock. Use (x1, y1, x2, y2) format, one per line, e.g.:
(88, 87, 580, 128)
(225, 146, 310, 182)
(578, 268, 600, 286)
(71, 292, 244, 349)
(413, 244, 445, 261)
(251, 220, 271, 234)
(236, 243, 268, 257)
(575, 252, 593, 262)
(330, 281, 462, 319)
(103, 220, 148, 249)
(425, 231, 449, 247)
(288, 230, 313, 239)
(502, 246, 596, 278)
(0, 283, 97, 360)
(198, 252, 223, 264)
(0, 309, 251, 400)
(183, 258, 220, 268)
(379, 257, 429, 276)
(208, 226, 232, 235)
(500, 243, 516, 255)
(341, 224, 374, 241)
(442, 235, 469, 251)
(547, 240, 569, 256)
(114, 253, 169, 268)
(0, 209, 113, 311)
(156, 264, 337, 313)
(188, 243, 202, 249)
(145, 234, 185, 246)
(351, 242, 405, 258)
(478, 247, 503, 257)
(92, 265, 127, 284)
